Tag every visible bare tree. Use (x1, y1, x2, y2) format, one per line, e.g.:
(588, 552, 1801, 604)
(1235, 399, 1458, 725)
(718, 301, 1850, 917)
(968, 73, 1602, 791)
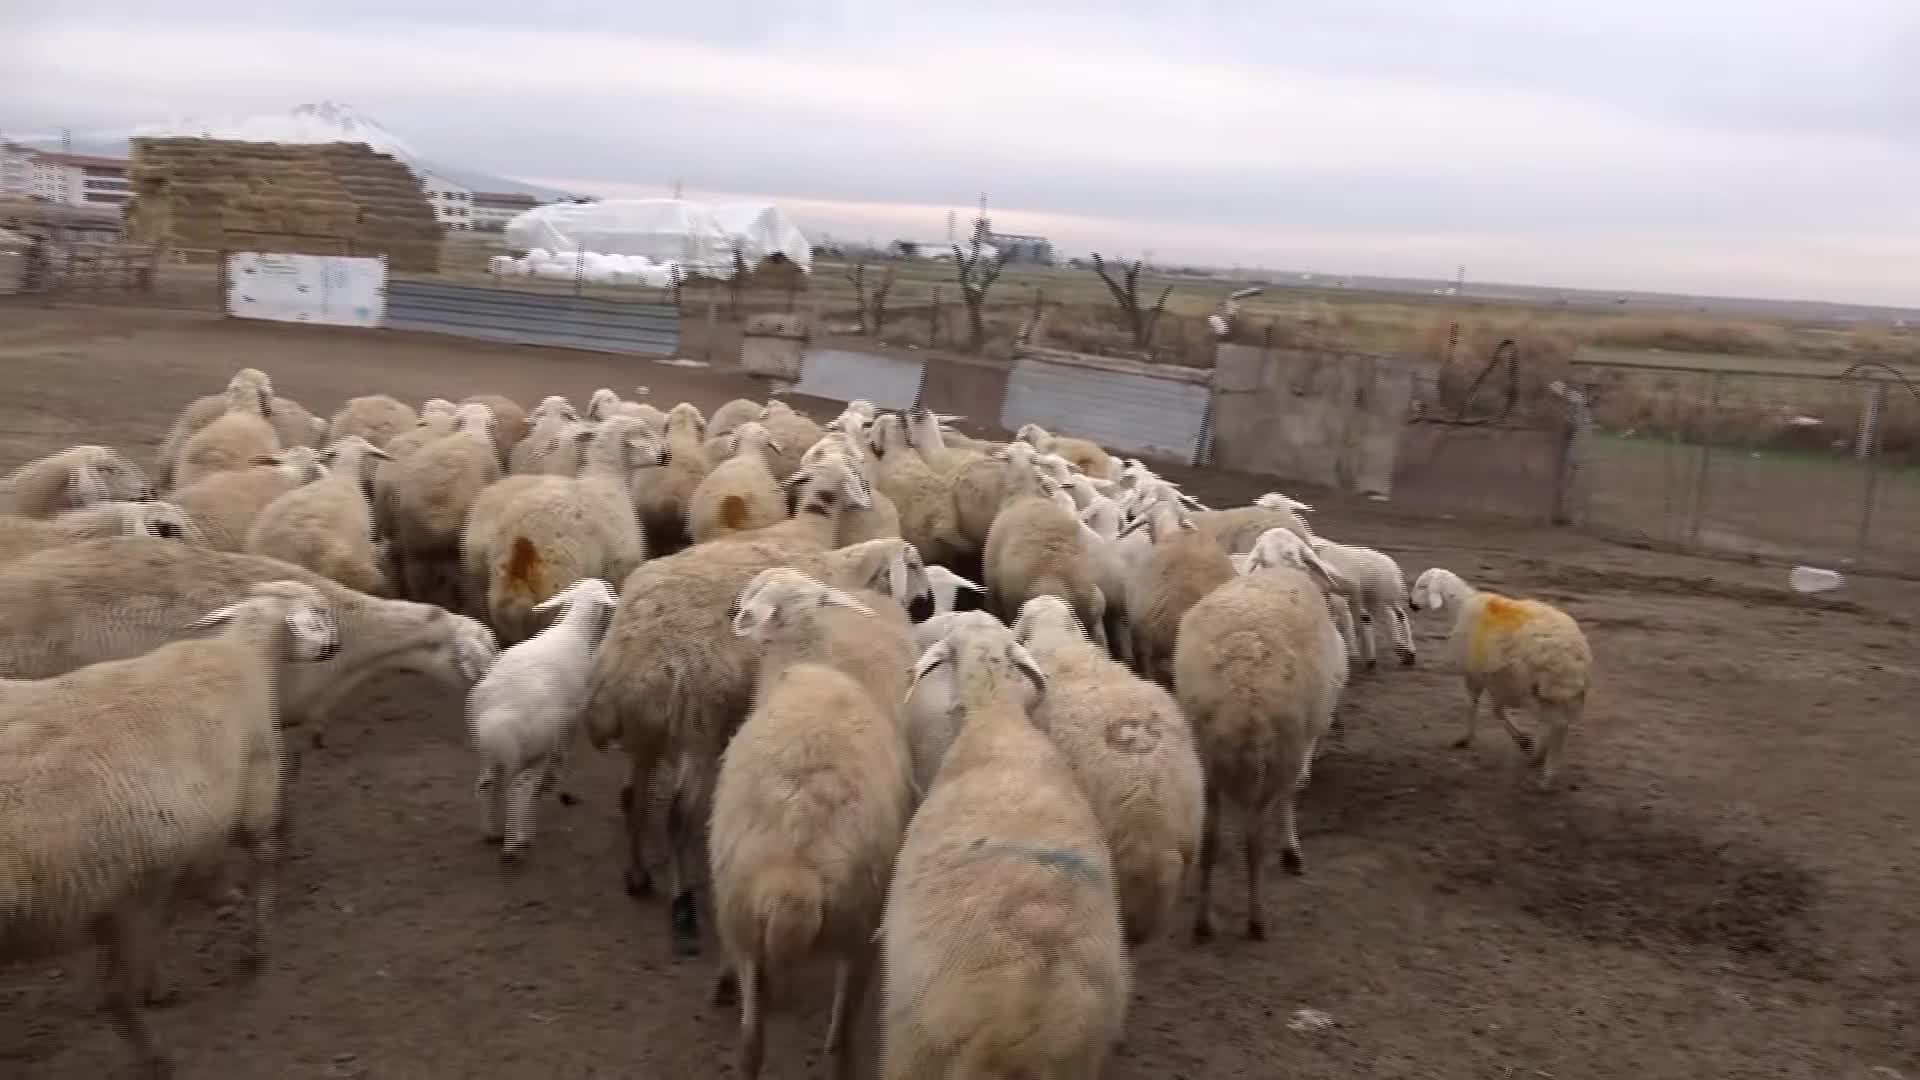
(952, 215, 1006, 351)
(869, 264, 898, 337)
(1091, 253, 1174, 351)
(845, 262, 871, 334)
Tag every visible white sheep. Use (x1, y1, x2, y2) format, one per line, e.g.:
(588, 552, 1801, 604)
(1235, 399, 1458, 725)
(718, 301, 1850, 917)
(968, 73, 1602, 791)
(1173, 526, 1351, 941)
(326, 393, 419, 449)
(467, 577, 619, 861)
(170, 446, 328, 552)
(1, 444, 153, 519)
(246, 436, 395, 596)
(688, 420, 786, 543)
(462, 393, 531, 460)
(267, 395, 327, 450)
(710, 568, 914, 1078)
(1011, 594, 1206, 947)
(755, 399, 824, 481)
(383, 402, 502, 610)
(923, 564, 986, 619)
(1309, 535, 1416, 670)
(1188, 491, 1314, 554)
(1409, 567, 1593, 789)
(1124, 501, 1236, 688)
(1014, 422, 1117, 480)
(982, 457, 1109, 653)
(152, 367, 274, 489)
(0, 500, 203, 563)
(708, 397, 764, 439)
(0, 579, 337, 1077)
(0, 538, 498, 729)
(798, 434, 901, 547)
(173, 377, 282, 491)
(378, 398, 461, 463)
(486, 416, 665, 645)
(868, 412, 966, 566)
(882, 612, 1129, 1079)
(631, 401, 713, 556)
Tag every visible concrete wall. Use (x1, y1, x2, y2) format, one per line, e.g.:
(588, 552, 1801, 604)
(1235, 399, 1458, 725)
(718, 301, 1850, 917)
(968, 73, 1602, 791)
(1210, 344, 1417, 495)
(1389, 419, 1573, 521)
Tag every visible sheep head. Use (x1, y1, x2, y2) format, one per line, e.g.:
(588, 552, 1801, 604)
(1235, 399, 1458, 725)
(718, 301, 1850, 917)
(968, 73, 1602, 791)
(1408, 567, 1471, 613)
(224, 367, 274, 417)
(1247, 527, 1350, 597)
(530, 395, 578, 425)
(907, 610, 1047, 707)
(1010, 594, 1088, 658)
(186, 579, 340, 663)
(586, 388, 621, 420)
(63, 445, 152, 509)
(122, 500, 206, 545)
(729, 567, 872, 642)
(922, 565, 986, 617)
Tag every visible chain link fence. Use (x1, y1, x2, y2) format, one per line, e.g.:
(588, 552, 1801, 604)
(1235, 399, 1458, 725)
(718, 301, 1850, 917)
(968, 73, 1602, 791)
(1570, 357, 1920, 574)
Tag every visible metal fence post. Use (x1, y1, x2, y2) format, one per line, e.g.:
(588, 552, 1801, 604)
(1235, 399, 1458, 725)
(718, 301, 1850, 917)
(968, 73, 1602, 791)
(1855, 381, 1886, 563)
(1685, 371, 1725, 545)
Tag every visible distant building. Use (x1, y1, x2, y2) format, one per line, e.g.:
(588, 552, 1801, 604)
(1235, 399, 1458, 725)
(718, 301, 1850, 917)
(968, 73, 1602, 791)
(0, 142, 33, 198)
(982, 231, 1054, 265)
(416, 171, 474, 231)
(29, 152, 131, 208)
(471, 190, 539, 232)
(0, 198, 124, 245)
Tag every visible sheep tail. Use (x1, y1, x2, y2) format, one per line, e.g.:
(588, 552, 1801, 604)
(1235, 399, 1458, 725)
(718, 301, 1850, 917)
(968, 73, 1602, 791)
(755, 867, 826, 979)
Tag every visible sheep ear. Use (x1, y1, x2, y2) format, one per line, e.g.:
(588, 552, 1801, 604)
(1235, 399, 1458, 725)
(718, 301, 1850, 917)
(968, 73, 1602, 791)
(366, 444, 392, 461)
(884, 549, 910, 602)
(70, 462, 110, 507)
(246, 454, 281, 467)
(843, 466, 873, 510)
(186, 602, 244, 631)
(1008, 642, 1048, 700)
(531, 593, 567, 614)
(315, 448, 338, 465)
(1303, 549, 1352, 596)
(731, 599, 772, 639)
(816, 587, 874, 617)
(904, 640, 950, 702)
(957, 575, 985, 593)
(766, 438, 785, 455)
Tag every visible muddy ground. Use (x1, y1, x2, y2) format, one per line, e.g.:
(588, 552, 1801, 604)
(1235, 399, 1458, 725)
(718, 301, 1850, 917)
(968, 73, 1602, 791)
(0, 301, 1914, 1079)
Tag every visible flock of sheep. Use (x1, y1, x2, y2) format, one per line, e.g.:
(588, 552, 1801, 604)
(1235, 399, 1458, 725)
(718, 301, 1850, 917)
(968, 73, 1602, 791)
(0, 366, 1595, 1079)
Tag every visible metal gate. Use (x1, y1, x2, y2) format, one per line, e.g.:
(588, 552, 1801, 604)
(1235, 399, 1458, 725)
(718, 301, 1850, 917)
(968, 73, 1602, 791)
(382, 279, 680, 356)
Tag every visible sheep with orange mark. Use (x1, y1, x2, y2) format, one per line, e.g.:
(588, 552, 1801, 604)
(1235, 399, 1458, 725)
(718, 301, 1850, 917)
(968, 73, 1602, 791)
(687, 421, 786, 544)
(1409, 567, 1593, 790)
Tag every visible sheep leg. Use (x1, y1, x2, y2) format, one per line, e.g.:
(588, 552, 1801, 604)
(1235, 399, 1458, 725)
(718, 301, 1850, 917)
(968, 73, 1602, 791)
(621, 755, 655, 897)
(1244, 799, 1270, 941)
(1388, 605, 1417, 666)
(664, 779, 705, 958)
(540, 743, 577, 806)
(826, 946, 877, 1080)
(477, 764, 505, 844)
(239, 828, 280, 975)
(1278, 751, 1311, 878)
(1356, 605, 1379, 671)
(1498, 706, 1535, 755)
(500, 767, 542, 862)
(1084, 587, 1110, 655)
(1452, 681, 1484, 749)
(1531, 704, 1574, 791)
(735, 958, 767, 1080)
(1191, 783, 1221, 943)
(95, 908, 171, 1079)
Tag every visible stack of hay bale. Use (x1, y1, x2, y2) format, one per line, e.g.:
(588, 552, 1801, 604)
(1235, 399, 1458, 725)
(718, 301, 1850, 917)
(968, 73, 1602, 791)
(125, 137, 442, 272)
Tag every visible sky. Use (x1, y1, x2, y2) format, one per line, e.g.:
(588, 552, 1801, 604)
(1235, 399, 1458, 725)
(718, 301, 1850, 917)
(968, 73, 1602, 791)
(7, 0, 1920, 306)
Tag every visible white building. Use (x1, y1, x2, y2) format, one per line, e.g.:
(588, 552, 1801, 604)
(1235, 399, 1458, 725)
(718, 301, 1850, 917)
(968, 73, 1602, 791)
(471, 190, 539, 232)
(417, 171, 474, 231)
(28, 152, 132, 208)
(0, 142, 33, 198)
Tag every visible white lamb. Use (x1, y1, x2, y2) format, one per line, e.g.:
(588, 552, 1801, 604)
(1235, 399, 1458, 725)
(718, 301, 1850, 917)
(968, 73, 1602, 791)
(0, 580, 337, 1077)
(1308, 535, 1416, 670)
(1409, 567, 1594, 789)
(467, 577, 619, 861)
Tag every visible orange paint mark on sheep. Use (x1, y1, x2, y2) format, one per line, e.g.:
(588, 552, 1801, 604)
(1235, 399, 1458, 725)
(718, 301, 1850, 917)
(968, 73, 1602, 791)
(505, 536, 544, 598)
(1468, 594, 1538, 668)
(719, 494, 749, 532)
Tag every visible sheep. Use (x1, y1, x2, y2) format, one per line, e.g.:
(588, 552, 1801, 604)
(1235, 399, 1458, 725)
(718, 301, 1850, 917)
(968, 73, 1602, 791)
(467, 577, 618, 861)
(688, 421, 786, 544)
(327, 393, 419, 449)
(756, 398, 824, 481)
(1011, 594, 1205, 947)
(170, 446, 328, 552)
(583, 484, 892, 957)
(1014, 421, 1117, 481)
(267, 396, 327, 450)
(173, 377, 283, 491)
(151, 367, 273, 489)
(0, 500, 203, 564)
(1, 445, 153, 519)
(1076, 491, 1139, 667)
(631, 401, 712, 555)
(505, 394, 583, 474)
(1409, 567, 1593, 789)
(378, 398, 461, 463)
(1309, 535, 1416, 670)
(462, 393, 529, 457)
(460, 473, 574, 616)
(383, 402, 502, 610)
(708, 397, 764, 439)
(1173, 527, 1351, 941)
(1124, 502, 1236, 688)
(245, 436, 394, 596)
(486, 417, 666, 644)
(923, 564, 986, 619)
(1188, 492, 1314, 554)
(799, 435, 901, 547)
(982, 457, 1109, 653)
(881, 612, 1129, 1079)
(902, 404, 983, 476)
(0, 579, 337, 1077)
(867, 413, 965, 566)
(586, 386, 664, 429)
(0, 538, 498, 729)
(732, 456, 874, 552)
(710, 569, 914, 1078)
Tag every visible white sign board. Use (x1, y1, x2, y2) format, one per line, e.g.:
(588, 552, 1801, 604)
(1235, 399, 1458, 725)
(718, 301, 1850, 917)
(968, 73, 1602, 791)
(225, 253, 386, 327)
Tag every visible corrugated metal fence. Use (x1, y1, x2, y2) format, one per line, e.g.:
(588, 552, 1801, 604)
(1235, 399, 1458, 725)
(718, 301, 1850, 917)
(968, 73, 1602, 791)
(1001, 350, 1212, 464)
(791, 347, 926, 410)
(383, 279, 680, 357)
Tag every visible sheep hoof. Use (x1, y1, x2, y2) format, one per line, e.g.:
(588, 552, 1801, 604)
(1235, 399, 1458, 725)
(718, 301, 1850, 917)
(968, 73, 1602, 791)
(1399, 652, 1417, 667)
(1191, 918, 1214, 944)
(1362, 658, 1378, 672)
(481, 832, 502, 846)
(618, 785, 633, 812)
(557, 791, 579, 807)
(711, 970, 739, 1008)
(1281, 849, 1305, 876)
(499, 846, 527, 867)
(624, 866, 653, 898)
(1515, 736, 1536, 754)
(1246, 919, 1267, 942)
(308, 731, 326, 750)
(669, 893, 701, 958)
(1450, 736, 1472, 750)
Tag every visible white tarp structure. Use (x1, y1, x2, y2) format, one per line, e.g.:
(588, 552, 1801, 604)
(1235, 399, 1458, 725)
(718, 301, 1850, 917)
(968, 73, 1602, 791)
(225, 252, 386, 327)
(502, 198, 812, 280)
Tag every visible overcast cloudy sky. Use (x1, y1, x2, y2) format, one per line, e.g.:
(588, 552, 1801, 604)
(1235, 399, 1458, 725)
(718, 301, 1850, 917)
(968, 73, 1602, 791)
(8, 1, 1919, 304)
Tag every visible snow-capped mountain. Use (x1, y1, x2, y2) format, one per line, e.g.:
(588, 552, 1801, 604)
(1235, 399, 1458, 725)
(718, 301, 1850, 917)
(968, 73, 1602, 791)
(20, 102, 574, 201)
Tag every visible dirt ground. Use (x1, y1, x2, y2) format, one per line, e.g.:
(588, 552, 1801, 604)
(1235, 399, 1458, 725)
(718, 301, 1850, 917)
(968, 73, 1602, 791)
(1, 300, 1915, 1080)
